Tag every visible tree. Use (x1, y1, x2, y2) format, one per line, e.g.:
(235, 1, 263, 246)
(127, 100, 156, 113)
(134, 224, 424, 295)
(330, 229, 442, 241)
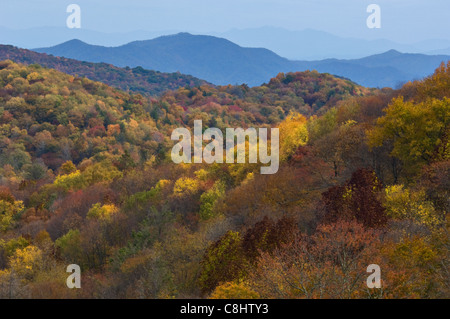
(55, 229, 82, 264)
(0, 193, 24, 232)
(250, 220, 382, 299)
(87, 203, 118, 221)
(409, 61, 450, 102)
(60, 160, 77, 175)
(23, 162, 47, 180)
(9, 245, 43, 281)
(419, 160, 450, 214)
(380, 236, 443, 298)
(53, 170, 86, 191)
(321, 168, 388, 228)
(118, 243, 175, 298)
(173, 177, 200, 197)
(209, 281, 260, 299)
(199, 181, 225, 220)
(384, 185, 443, 229)
(278, 113, 308, 162)
(242, 216, 297, 264)
(368, 97, 450, 176)
(115, 150, 136, 171)
(199, 231, 248, 293)
(0, 143, 31, 171)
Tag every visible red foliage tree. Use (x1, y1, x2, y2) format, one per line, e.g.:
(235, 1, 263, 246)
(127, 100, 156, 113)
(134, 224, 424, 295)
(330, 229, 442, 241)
(321, 168, 388, 228)
(242, 216, 298, 264)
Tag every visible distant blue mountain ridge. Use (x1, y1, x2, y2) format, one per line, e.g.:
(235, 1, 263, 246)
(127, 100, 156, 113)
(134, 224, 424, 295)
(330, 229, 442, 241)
(33, 33, 450, 88)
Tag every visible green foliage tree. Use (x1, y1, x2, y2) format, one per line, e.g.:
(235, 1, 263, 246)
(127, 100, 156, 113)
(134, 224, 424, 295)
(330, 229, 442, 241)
(199, 181, 225, 220)
(199, 231, 248, 293)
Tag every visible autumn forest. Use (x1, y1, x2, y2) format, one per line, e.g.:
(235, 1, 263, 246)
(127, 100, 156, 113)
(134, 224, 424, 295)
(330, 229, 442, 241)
(0, 57, 449, 299)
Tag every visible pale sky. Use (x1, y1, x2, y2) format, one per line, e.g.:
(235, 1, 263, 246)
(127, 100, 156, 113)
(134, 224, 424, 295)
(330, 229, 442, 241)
(1, 0, 449, 42)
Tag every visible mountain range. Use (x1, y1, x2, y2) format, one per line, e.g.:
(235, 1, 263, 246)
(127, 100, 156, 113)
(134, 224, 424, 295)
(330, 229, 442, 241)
(3, 26, 450, 60)
(216, 27, 450, 60)
(33, 33, 450, 88)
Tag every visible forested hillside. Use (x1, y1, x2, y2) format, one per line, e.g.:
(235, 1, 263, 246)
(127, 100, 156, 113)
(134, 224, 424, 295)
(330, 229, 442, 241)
(0, 59, 448, 298)
(0, 45, 210, 96)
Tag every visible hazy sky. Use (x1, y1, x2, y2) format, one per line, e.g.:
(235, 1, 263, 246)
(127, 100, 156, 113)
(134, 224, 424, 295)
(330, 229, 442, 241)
(1, 0, 449, 42)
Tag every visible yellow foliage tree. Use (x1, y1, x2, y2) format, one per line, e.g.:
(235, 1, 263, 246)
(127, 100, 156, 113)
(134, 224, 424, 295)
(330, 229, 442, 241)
(368, 97, 450, 174)
(173, 177, 199, 197)
(53, 170, 85, 191)
(278, 112, 308, 161)
(54, 160, 123, 191)
(384, 185, 443, 228)
(209, 281, 260, 299)
(9, 245, 43, 281)
(0, 199, 24, 232)
(87, 203, 118, 221)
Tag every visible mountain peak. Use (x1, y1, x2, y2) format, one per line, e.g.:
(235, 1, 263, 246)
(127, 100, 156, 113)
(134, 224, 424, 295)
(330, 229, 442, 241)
(174, 32, 193, 37)
(34, 39, 91, 51)
(382, 49, 402, 56)
(60, 39, 89, 46)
